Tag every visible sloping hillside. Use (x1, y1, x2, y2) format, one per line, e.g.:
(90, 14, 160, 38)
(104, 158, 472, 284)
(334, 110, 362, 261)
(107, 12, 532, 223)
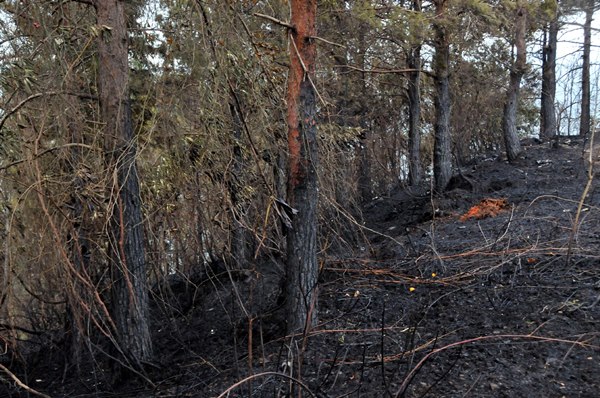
(3, 137, 599, 397)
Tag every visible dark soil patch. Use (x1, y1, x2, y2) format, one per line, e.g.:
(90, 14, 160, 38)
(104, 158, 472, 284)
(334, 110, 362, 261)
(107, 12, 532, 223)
(2, 138, 600, 397)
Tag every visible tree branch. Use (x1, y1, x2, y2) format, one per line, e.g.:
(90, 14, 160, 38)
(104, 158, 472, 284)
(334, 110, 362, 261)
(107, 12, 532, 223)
(0, 91, 96, 133)
(70, 0, 95, 6)
(253, 12, 294, 30)
(0, 363, 51, 398)
(0, 143, 99, 172)
(561, 21, 600, 32)
(335, 64, 429, 76)
(310, 35, 345, 48)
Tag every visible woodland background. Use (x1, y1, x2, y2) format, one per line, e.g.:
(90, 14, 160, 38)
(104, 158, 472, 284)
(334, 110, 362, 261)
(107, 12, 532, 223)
(0, 0, 599, 396)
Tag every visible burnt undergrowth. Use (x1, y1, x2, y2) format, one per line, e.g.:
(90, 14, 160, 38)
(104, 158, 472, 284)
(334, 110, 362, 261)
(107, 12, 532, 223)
(2, 138, 600, 397)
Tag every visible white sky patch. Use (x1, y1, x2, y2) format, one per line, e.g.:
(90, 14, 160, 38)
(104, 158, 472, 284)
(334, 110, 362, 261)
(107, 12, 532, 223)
(136, 0, 169, 69)
(554, 11, 600, 135)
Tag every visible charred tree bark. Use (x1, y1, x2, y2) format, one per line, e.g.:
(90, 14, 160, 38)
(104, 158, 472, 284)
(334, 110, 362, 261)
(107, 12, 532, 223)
(285, 0, 319, 333)
(540, 8, 558, 140)
(95, 0, 152, 363)
(433, 0, 452, 192)
(407, 0, 422, 186)
(579, 3, 594, 138)
(503, 4, 526, 162)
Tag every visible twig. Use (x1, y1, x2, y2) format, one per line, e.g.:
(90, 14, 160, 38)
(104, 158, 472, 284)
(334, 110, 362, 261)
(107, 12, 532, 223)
(289, 30, 329, 108)
(525, 194, 600, 213)
(0, 143, 98, 172)
(566, 129, 596, 265)
(0, 363, 51, 398)
(335, 64, 424, 75)
(394, 333, 598, 397)
(253, 12, 343, 48)
(216, 371, 317, 398)
(310, 35, 345, 47)
(0, 91, 96, 132)
(253, 12, 294, 30)
(320, 194, 403, 246)
(380, 301, 388, 395)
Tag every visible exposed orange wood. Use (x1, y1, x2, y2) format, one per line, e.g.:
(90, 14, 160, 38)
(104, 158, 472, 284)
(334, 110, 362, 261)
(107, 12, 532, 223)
(285, 0, 319, 333)
(287, 0, 317, 190)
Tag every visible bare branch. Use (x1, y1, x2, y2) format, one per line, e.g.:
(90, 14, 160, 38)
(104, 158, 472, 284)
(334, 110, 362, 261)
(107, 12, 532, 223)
(562, 21, 600, 32)
(335, 64, 426, 75)
(253, 12, 294, 30)
(0, 143, 99, 172)
(217, 372, 317, 398)
(310, 35, 345, 48)
(0, 91, 96, 133)
(0, 363, 51, 398)
(70, 0, 95, 6)
(253, 13, 343, 49)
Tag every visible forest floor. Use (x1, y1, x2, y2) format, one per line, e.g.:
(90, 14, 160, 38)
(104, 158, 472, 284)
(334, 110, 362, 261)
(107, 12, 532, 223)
(3, 136, 600, 397)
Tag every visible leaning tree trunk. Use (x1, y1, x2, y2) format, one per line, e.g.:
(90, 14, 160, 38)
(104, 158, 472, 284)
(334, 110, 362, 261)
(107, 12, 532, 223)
(503, 4, 526, 163)
(540, 8, 558, 140)
(285, 0, 319, 334)
(96, 0, 152, 364)
(407, 0, 423, 186)
(579, 3, 593, 138)
(433, 0, 452, 193)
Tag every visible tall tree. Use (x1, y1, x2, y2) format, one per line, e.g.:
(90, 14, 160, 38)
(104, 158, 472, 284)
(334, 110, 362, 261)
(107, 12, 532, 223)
(356, 29, 373, 203)
(408, 0, 423, 186)
(95, 0, 152, 363)
(579, 0, 596, 138)
(433, 0, 452, 192)
(503, 1, 527, 162)
(285, 0, 319, 333)
(540, 2, 558, 140)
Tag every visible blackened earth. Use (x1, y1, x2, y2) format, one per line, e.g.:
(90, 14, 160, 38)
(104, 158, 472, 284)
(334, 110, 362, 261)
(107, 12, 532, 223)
(2, 137, 600, 397)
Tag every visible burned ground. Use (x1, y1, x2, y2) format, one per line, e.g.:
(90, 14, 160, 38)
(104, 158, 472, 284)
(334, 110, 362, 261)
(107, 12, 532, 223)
(2, 138, 600, 397)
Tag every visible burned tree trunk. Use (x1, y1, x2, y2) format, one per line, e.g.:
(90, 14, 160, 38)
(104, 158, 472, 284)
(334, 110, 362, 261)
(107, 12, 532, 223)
(579, 3, 594, 139)
(540, 9, 558, 140)
(503, 3, 526, 162)
(95, 0, 152, 363)
(407, 0, 423, 186)
(285, 0, 319, 333)
(433, 0, 452, 192)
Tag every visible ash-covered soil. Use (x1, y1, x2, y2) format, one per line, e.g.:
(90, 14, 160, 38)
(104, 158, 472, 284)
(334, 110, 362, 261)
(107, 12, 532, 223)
(3, 137, 600, 397)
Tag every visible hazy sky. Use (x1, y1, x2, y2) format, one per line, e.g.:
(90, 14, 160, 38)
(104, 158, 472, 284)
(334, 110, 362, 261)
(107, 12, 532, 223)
(554, 11, 600, 135)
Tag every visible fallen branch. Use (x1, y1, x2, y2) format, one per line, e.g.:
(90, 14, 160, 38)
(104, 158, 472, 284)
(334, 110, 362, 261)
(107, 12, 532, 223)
(216, 371, 317, 398)
(0, 363, 51, 398)
(394, 333, 599, 397)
